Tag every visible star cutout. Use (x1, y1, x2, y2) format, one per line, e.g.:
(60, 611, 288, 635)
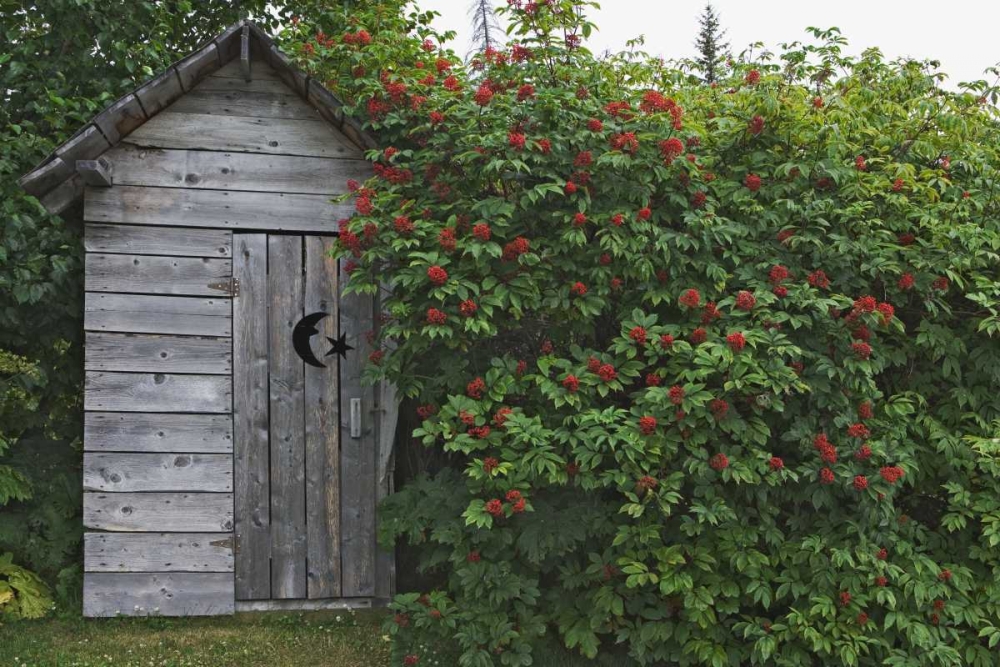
(325, 332, 354, 359)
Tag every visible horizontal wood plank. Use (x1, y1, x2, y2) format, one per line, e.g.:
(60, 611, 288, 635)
(85, 224, 232, 257)
(85, 186, 353, 233)
(84, 453, 233, 492)
(128, 112, 363, 158)
(84, 492, 233, 532)
(85, 532, 233, 572)
(85, 293, 231, 337)
(192, 75, 292, 95)
(212, 58, 280, 80)
(85, 371, 231, 413)
(103, 144, 368, 195)
(85, 253, 232, 297)
(84, 572, 234, 616)
(85, 332, 231, 374)
(167, 89, 320, 120)
(85, 412, 233, 453)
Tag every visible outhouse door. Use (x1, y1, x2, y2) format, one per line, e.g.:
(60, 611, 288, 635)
(232, 233, 377, 603)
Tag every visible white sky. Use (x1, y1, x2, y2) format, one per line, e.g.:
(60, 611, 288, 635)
(418, 0, 1000, 86)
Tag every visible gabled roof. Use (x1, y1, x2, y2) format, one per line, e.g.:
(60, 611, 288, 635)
(17, 20, 377, 215)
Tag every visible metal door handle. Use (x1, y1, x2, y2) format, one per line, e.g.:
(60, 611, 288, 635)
(350, 398, 361, 438)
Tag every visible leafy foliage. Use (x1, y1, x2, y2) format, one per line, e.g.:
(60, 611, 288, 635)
(0, 553, 53, 619)
(283, 2, 1000, 665)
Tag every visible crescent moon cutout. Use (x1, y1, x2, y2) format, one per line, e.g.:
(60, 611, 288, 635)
(293, 311, 329, 368)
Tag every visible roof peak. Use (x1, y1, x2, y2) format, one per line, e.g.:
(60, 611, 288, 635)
(18, 19, 375, 214)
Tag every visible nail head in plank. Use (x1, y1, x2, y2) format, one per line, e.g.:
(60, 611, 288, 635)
(305, 236, 341, 598)
(85, 332, 232, 374)
(127, 112, 363, 158)
(83, 572, 234, 617)
(232, 233, 271, 600)
(84, 453, 233, 492)
(84, 293, 231, 337)
(85, 412, 233, 453)
(84, 371, 231, 413)
(85, 185, 355, 233)
(84, 492, 234, 532)
(103, 145, 368, 195)
(85, 253, 233, 297)
(85, 223, 232, 258)
(85, 532, 234, 573)
(268, 235, 307, 599)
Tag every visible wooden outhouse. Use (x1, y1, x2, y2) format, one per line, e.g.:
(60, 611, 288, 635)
(17, 21, 397, 616)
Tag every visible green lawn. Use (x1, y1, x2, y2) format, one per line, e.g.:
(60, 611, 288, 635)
(0, 611, 635, 667)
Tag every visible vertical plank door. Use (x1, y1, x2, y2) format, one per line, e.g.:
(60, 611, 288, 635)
(267, 235, 307, 599)
(233, 234, 270, 600)
(304, 237, 342, 598)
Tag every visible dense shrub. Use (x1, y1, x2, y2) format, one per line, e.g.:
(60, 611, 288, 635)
(284, 1, 1000, 665)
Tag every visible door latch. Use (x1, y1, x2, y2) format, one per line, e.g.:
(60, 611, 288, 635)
(350, 398, 362, 438)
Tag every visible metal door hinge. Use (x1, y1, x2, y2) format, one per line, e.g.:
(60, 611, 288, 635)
(208, 277, 240, 296)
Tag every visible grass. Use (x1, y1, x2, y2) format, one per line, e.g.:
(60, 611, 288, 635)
(0, 610, 636, 667)
(0, 610, 391, 667)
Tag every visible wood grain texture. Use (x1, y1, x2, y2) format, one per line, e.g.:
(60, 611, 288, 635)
(85, 253, 233, 297)
(40, 172, 84, 215)
(85, 412, 232, 453)
(339, 254, 376, 597)
(85, 293, 232, 337)
(85, 224, 232, 257)
(84, 453, 233, 492)
(213, 58, 280, 80)
(175, 43, 221, 92)
(18, 156, 69, 197)
(375, 376, 400, 601)
(84, 492, 234, 532)
(267, 235, 306, 599)
(84, 371, 231, 413)
(128, 112, 363, 158)
(232, 234, 270, 600)
(167, 89, 320, 120)
(92, 94, 147, 145)
(102, 144, 368, 195)
(135, 68, 185, 117)
(192, 75, 291, 95)
(85, 332, 231, 374)
(85, 186, 353, 233)
(304, 237, 341, 598)
(85, 532, 233, 573)
(84, 573, 234, 617)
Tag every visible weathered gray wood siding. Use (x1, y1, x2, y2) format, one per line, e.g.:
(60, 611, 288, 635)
(81, 53, 386, 617)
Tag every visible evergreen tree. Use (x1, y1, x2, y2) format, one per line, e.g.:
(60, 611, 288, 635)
(468, 0, 502, 59)
(694, 2, 730, 83)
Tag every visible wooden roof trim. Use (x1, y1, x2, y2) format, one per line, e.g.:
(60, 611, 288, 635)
(18, 19, 377, 214)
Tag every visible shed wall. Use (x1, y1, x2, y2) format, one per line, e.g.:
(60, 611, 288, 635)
(81, 55, 388, 617)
